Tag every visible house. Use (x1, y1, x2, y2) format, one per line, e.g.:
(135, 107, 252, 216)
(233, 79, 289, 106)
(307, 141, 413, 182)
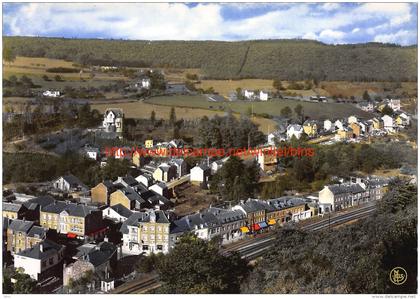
(145, 139, 154, 148)
(335, 127, 353, 140)
(267, 131, 286, 146)
(323, 119, 333, 131)
(40, 201, 105, 240)
(149, 182, 169, 198)
(166, 83, 189, 94)
(210, 157, 229, 175)
(91, 181, 120, 205)
(53, 175, 88, 193)
(3, 202, 28, 220)
(102, 204, 133, 223)
(319, 183, 368, 212)
(232, 199, 267, 233)
(82, 146, 100, 161)
(6, 219, 49, 255)
(334, 119, 344, 130)
(286, 124, 303, 140)
(266, 197, 309, 224)
(153, 163, 177, 182)
(170, 212, 221, 242)
(350, 122, 362, 137)
(243, 90, 255, 100)
(14, 239, 65, 281)
(190, 164, 211, 186)
(396, 112, 411, 127)
(134, 78, 151, 89)
(103, 108, 124, 134)
(303, 120, 318, 138)
(169, 158, 188, 178)
(371, 117, 383, 130)
(381, 114, 395, 132)
(120, 210, 171, 256)
(109, 187, 149, 211)
(388, 99, 401, 111)
(257, 147, 278, 172)
(65, 241, 117, 286)
(358, 101, 374, 112)
(132, 150, 146, 167)
(114, 176, 139, 188)
(206, 208, 247, 244)
(347, 115, 359, 124)
(259, 90, 269, 101)
(42, 90, 60, 98)
(135, 173, 154, 188)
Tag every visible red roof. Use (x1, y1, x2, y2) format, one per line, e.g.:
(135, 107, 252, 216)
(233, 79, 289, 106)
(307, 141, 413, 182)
(67, 233, 77, 238)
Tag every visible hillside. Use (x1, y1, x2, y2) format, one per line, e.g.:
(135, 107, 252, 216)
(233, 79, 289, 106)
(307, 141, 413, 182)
(3, 36, 417, 81)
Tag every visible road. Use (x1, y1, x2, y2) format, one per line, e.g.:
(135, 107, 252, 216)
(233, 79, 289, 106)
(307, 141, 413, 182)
(111, 202, 376, 294)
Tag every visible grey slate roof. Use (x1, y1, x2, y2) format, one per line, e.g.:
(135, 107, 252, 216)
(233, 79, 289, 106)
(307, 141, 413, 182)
(3, 202, 23, 213)
(8, 219, 34, 233)
(266, 197, 307, 210)
(16, 239, 64, 260)
(170, 212, 219, 234)
(75, 241, 117, 268)
(60, 174, 88, 190)
(238, 200, 267, 213)
(26, 195, 55, 208)
(105, 108, 124, 118)
(328, 183, 365, 195)
(206, 208, 246, 224)
(110, 204, 133, 219)
(27, 226, 48, 239)
(41, 201, 99, 217)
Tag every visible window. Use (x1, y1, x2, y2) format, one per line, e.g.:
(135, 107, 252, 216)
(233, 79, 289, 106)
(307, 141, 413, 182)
(49, 257, 54, 265)
(157, 245, 163, 250)
(42, 261, 47, 267)
(142, 245, 149, 251)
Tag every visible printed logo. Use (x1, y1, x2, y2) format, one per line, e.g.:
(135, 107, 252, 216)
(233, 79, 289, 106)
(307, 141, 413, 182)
(389, 267, 407, 285)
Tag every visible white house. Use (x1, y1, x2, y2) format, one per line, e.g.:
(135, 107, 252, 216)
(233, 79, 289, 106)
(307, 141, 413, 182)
(286, 124, 303, 140)
(135, 173, 153, 188)
(141, 78, 151, 89)
(149, 182, 169, 197)
(334, 119, 344, 130)
(103, 109, 124, 134)
(381, 114, 395, 132)
(14, 240, 65, 280)
(42, 90, 61, 97)
(243, 90, 255, 100)
(190, 164, 211, 185)
(102, 204, 133, 223)
(268, 131, 286, 146)
(388, 99, 401, 111)
(348, 115, 358, 124)
(53, 175, 88, 192)
(83, 146, 100, 160)
(259, 91, 269, 101)
(324, 119, 333, 131)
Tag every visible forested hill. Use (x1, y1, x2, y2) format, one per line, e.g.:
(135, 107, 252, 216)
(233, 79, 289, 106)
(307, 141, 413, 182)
(4, 36, 417, 81)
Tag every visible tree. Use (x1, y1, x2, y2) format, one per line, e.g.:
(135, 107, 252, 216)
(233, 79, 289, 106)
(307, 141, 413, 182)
(280, 106, 292, 118)
(363, 90, 371, 101)
(273, 79, 285, 91)
(150, 110, 156, 125)
(55, 75, 63, 82)
(169, 107, 176, 127)
(294, 104, 304, 123)
(3, 46, 16, 65)
(381, 105, 394, 116)
(42, 75, 50, 81)
(157, 234, 250, 293)
(8, 269, 39, 294)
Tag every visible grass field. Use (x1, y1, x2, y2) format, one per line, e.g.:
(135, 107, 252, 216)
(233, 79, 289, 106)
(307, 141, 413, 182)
(3, 56, 127, 88)
(196, 79, 417, 98)
(144, 95, 374, 120)
(91, 100, 277, 132)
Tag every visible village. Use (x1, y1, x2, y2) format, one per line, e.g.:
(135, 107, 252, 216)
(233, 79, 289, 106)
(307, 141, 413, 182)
(2, 71, 415, 292)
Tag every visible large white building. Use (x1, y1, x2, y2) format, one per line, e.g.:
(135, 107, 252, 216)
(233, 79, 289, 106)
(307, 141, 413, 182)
(103, 108, 124, 134)
(14, 240, 65, 280)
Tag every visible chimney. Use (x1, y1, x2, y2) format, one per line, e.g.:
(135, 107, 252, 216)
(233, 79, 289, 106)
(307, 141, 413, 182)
(40, 243, 44, 252)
